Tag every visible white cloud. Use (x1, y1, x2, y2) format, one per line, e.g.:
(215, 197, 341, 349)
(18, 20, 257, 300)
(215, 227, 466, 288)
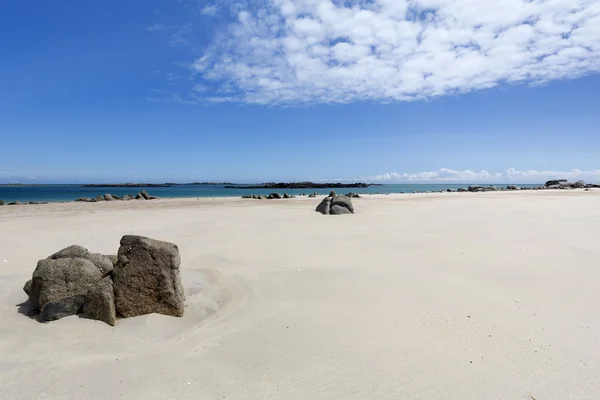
(201, 5, 219, 16)
(191, 0, 600, 104)
(366, 168, 600, 183)
(147, 23, 167, 31)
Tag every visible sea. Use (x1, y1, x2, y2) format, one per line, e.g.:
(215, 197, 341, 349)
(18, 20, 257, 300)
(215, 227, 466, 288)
(0, 184, 542, 204)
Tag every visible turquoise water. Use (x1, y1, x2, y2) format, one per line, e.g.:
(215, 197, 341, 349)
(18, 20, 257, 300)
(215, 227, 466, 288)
(0, 184, 542, 203)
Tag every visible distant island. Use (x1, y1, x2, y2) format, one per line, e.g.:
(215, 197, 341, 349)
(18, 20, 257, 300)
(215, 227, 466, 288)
(225, 182, 381, 189)
(81, 183, 172, 188)
(81, 182, 234, 188)
(178, 182, 234, 186)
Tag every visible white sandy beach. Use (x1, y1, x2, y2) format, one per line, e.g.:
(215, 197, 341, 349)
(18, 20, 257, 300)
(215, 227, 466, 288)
(1, 191, 599, 399)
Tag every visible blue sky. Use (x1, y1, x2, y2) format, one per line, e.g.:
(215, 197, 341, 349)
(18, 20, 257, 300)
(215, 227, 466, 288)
(1, 0, 599, 184)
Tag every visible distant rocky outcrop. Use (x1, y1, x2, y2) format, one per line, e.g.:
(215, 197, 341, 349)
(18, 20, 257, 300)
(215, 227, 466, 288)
(542, 180, 599, 189)
(315, 190, 354, 215)
(82, 183, 171, 188)
(227, 182, 379, 189)
(22, 236, 184, 326)
(75, 192, 157, 203)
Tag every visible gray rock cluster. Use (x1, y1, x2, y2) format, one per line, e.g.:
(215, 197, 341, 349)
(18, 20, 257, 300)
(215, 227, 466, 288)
(75, 190, 158, 203)
(241, 193, 297, 199)
(241, 191, 359, 200)
(542, 180, 598, 189)
(22, 235, 184, 326)
(315, 191, 355, 215)
(1, 200, 49, 206)
(411, 181, 600, 194)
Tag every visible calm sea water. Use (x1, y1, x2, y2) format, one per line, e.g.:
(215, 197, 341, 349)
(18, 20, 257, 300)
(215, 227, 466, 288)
(0, 184, 541, 203)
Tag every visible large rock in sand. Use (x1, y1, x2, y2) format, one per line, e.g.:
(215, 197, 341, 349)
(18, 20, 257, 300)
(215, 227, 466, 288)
(331, 195, 354, 213)
(113, 235, 184, 318)
(82, 277, 117, 326)
(315, 193, 354, 215)
(315, 197, 332, 215)
(330, 205, 352, 215)
(27, 258, 102, 321)
(48, 245, 113, 277)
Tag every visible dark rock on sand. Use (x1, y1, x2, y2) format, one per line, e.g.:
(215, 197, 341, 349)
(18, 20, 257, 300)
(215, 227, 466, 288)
(75, 197, 96, 202)
(113, 235, 184, 318)
(345, 192, 361, 198)
(104, 194, 114, 201)
(545, 180, 567, 187)
(135, 193, 144, 199)
(0, 200, 4, 206)
(316, 192, 354, 215)
(122, 194, 133, 201)
(330, 205, 352, 215)
(8, 201, 21, 205)
(308, 193, 317, 198)
(268, 193, 282, 199)
(457, 188, 467, 192)
(331, 195, 354, 213)
(48, 245, 113, 277)
(140, 190, 150, 200)
(82, 277, 117, 326)
(283, 193, 290, 198)
(95, 195, 104, 202)
(315, 197, 332, 215)
(242, 195, 253, 199)
(27, 258, 102, 321)
(506, 185, 519, 190)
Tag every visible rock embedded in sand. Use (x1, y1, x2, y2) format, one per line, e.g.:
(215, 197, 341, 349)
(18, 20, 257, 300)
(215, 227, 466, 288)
(82, 277, 117, 326)
(315, 197, 332, 215)
(316, 192, 354, 215)
(330, 205, 352, 215)
(48, 245, 113, 277)
(0, 200, 4, 205)
(104, 194, 114, 201)
(140, 190, 150, 200)
(331, 195, 354, 213)
(28, 258, 102, 322)
(113, 235, 185, 318)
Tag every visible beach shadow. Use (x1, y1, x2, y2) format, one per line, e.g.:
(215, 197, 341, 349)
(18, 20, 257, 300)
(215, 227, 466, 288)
(16, 300, 40, 320)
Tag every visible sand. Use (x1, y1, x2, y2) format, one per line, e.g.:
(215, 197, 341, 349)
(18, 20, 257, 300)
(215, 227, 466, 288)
(1, 191, 599, 399)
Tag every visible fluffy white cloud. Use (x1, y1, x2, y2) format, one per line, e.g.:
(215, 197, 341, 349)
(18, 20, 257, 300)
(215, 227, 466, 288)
(201, 5, 219, 16)
(367, 168, 600, 183)
(192, 0, 600, 104)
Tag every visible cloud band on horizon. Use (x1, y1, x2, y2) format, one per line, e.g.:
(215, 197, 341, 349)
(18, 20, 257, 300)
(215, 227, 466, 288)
(364, 168, 600, 183)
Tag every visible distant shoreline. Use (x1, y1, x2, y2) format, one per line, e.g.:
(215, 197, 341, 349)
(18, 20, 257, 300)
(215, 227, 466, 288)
(225, 182, 382, 189)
